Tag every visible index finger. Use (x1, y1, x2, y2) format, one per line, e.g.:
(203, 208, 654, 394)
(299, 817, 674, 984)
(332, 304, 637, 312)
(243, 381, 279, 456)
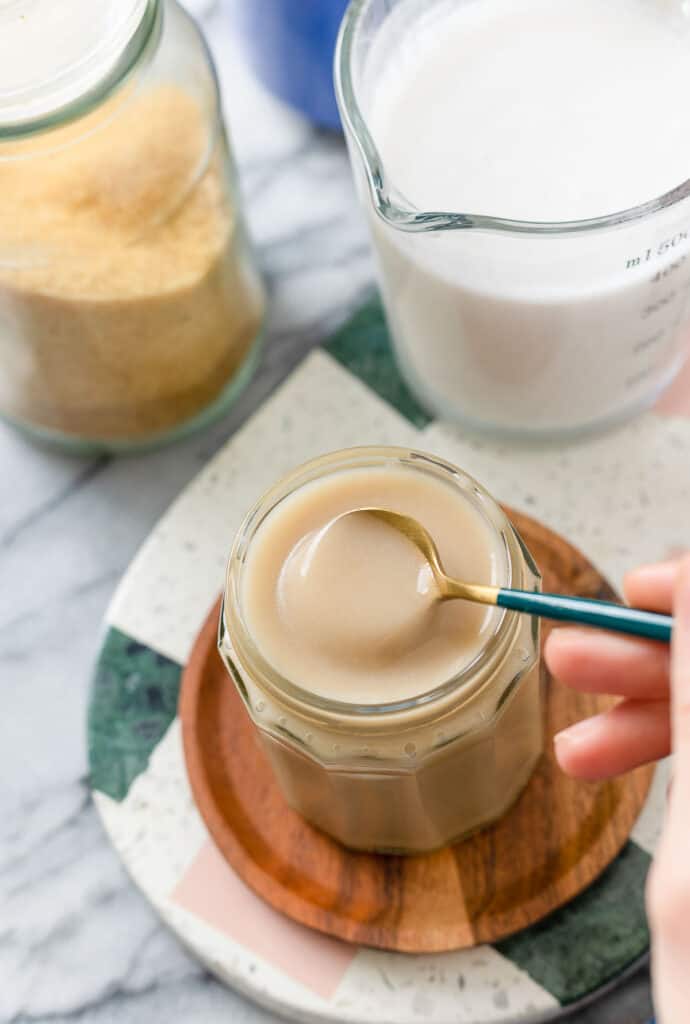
(670, 556, 690, 792)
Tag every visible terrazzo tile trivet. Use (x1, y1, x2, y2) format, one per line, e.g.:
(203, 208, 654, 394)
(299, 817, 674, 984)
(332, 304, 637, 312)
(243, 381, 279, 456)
(89, 296, 688, 1024)
(181, 553, 652, 955)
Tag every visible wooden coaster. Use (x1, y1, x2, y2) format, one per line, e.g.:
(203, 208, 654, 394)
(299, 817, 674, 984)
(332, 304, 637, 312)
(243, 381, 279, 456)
(180, 508, 654, 954)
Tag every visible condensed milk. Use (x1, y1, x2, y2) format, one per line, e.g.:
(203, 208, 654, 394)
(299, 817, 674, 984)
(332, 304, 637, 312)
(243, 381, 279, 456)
(219, 448, 543, 852)
(242, 464, 501, 704)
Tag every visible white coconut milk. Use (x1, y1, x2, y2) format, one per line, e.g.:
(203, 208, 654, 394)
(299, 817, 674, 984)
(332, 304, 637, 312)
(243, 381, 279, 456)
(359, 0, 690, 433)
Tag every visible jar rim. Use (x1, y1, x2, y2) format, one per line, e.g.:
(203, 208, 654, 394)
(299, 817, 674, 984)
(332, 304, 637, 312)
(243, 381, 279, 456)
(0, 0, 161, 139)
(221, 446, 535, 725)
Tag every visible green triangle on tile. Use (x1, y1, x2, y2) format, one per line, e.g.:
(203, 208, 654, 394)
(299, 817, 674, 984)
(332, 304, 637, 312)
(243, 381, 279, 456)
(326, 295, 431, 428)
(88, 628, 182, 802)
(495, 840, 651, 1005)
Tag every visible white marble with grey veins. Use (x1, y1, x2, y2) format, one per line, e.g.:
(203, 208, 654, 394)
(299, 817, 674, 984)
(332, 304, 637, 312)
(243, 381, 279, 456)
(0, 2, 660, 1022)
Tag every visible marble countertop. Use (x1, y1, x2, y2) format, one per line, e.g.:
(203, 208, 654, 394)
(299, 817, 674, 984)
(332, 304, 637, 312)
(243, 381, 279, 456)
(1, 4, 654, 1022)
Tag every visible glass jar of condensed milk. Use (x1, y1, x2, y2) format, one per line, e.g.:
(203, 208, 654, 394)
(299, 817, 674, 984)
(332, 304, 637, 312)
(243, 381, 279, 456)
(219, 448, 543, 854)
(0, 0, 265, 452)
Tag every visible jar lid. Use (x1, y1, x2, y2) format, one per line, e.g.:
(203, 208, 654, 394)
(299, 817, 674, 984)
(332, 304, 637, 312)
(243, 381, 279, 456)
(0, 0, 157, 132)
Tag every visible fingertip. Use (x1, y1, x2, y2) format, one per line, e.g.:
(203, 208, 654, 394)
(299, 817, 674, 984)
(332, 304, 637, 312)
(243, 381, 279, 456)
(553, 717, 607, 780)
(544, 627, 587, 670)
(554, 702, 670, 782)
(544, 627, 611, 693)
(553, 728, 601, 781)
(624, 559, 680, 612)
(553, 729, 577, 774)
(544, 629, 579, 685)
(543, 628, 564, 668)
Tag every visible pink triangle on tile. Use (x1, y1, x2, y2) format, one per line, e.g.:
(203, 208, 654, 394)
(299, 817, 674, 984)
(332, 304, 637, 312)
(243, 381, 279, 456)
(172, 840, 356, 999)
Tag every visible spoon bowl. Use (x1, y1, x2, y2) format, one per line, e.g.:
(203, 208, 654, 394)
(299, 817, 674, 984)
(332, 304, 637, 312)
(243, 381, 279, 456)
(344, 508, 498, 606)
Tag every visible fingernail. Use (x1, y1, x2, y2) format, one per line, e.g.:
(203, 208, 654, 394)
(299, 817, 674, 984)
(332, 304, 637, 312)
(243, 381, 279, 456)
(554, 717, 603, 749)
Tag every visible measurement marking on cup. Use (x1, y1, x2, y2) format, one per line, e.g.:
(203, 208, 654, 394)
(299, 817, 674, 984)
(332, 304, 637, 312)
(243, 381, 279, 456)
(626, 365, 658, 390)
(652, 255, 688, 284)
(641, 291, 677, 319)
(626, 231, 689, 271)
(633, 329, 666, 354)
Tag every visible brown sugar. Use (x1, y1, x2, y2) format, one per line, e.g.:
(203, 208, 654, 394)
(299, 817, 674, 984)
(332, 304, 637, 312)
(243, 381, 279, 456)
(0, 85, 265, 442)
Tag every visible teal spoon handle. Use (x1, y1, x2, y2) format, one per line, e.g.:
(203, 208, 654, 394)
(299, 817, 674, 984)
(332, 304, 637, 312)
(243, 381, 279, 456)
(496, 589, 673, 643)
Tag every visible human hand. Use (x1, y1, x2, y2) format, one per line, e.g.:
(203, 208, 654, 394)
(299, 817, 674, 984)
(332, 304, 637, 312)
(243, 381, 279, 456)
(545, 560, 678, 779)
(545, 555, 690, 1024)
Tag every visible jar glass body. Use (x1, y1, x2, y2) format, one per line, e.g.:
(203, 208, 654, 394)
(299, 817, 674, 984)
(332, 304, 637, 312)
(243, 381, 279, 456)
(219, 447, 543, 854)
(0, 0, 265, 452)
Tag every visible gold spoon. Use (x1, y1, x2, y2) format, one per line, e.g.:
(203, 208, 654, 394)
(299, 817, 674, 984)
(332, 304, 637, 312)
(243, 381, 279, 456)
(342, 508, 673, 643)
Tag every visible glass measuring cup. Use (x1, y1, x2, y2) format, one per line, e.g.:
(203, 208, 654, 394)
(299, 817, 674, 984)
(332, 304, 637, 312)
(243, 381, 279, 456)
(335, 0, 690, 438)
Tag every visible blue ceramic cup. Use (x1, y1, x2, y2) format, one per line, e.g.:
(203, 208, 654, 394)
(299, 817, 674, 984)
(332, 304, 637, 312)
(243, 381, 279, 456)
(231, 0, 349, 130)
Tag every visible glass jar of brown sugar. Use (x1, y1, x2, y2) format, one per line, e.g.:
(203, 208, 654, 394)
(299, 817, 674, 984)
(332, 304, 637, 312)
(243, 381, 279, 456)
(0, 0, 265, 452)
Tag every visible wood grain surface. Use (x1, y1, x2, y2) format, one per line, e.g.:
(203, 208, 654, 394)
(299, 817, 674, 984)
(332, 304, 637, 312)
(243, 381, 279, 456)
(180, 509, 654, 953)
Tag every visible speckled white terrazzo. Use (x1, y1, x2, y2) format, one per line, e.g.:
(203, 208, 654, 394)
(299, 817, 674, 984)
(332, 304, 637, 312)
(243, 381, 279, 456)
(89, 347, 678, 1024)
